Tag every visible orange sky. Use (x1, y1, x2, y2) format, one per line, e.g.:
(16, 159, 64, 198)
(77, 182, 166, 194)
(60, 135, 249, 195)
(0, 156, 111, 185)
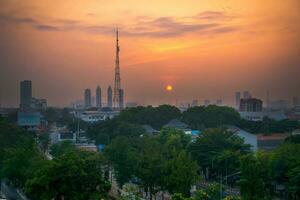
(0, 0, 299, 106)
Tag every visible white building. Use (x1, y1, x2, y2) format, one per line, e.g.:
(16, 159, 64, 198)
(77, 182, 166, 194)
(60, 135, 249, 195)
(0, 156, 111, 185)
(239, 110, 287, 121)
(226, 125, 258, 152)
(77, 110, 119, 123)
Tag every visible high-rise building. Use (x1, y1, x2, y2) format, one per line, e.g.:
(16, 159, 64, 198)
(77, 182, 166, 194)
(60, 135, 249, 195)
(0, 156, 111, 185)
(20, 80, 32, 110)
(192, 99, 198, 107)
(235, 92, 241, 108)
(243, 91, 251, 99)
(96, 86, 102, 108)
(113, 29, 124, 109)
(119, 89, 124, 109)
(204, 99, 210, 107)
(293, 96, 300, 107)
(216, 99, 223, 106)
(107, 86, 112, 108)
(84, 89, 92, 108)
(239, 98, 263, 112)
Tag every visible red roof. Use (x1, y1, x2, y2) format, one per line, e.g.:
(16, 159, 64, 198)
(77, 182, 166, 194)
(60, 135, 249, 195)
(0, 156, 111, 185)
(257, 133, 290, 141)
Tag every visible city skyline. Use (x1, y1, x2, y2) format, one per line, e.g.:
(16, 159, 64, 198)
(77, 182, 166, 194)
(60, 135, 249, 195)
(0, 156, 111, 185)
(0, 0, 300, 107)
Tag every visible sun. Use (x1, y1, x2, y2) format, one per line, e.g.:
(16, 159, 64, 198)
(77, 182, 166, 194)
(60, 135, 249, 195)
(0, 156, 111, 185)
(166, 85, 173, 91)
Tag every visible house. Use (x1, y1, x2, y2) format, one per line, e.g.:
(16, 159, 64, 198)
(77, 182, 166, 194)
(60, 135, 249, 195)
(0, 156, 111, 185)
(225, 125, 258, 152)
(257, 133, 290, 151)
(164, 119, 190, 132)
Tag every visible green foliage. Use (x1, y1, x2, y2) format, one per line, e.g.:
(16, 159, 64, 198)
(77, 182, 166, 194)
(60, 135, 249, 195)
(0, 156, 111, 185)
(50, 140, 76, 157)
(194, 190, 209, 200)
(37, 132, 50, 152)
(136, 136, 164, 196)
(237, 117, 300, 134)
(160, 128, 191, 151)
(117, 105, 181, 129)
(182, 105, 241, 129)
(182, 105, 299, 134)
(105, 129, 200, 198)
(194, 183, 224, 200)
(162, 150, 199, 196)
(172, 193, 192, 200)
(25, 150, 111, 200)
(1, 147, 49, 188)
(285, 134, 300, 144)
(0, 119, 48, 188)
(121, 183, 142, 200)
(87, 119, 146, 145)
(238, 154, 266, 200)
(269, 143, 300, 197)
(105, 136, 139, 186)
(189, 128, 250, 180)
(223, 196, 241, 200)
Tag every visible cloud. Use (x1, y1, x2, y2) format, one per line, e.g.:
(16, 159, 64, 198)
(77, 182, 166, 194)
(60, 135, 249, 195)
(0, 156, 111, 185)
(0, 14, 37, 24)
(33, 24, 60, 31)
(195, 11, 233, 20)
(0, 10, 239, 38)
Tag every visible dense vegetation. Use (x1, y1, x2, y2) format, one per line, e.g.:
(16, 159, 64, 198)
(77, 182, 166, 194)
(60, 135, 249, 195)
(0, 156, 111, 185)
(86, 105, 299, 146)
(1, 104, 300, 199)
(0, 117, 111, 200)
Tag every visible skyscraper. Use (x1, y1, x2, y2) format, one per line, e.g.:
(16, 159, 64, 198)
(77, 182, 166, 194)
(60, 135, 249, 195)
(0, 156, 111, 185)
(96, 86, 102, 108)
(113, 29, 123, 109)
(235, 92, 241, 108)
(107, 86, 112, 108)
(20, 80, 32, 110)
(84, 88, 91, 108)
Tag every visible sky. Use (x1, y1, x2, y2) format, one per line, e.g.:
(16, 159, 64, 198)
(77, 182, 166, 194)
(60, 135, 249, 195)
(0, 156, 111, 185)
(0, 0, 299, 107)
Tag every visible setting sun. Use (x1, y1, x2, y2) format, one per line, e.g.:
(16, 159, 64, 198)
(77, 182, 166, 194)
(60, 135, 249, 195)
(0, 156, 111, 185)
(166, 85, 173, 91)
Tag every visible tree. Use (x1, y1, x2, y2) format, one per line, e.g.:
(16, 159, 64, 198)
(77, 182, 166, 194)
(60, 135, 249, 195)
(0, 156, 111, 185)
(50, 140, 76, 157)
(25, 150, 111, 200)
(1, 147, 48, 188)
(162, 150, 199, 197)
(37, 132, 50, 152)
(117, 105, 181, 129)
(270, 143, 300, 198)
(188, 128, 250, 180)
(105, 136, 139, 186)
(194, 190, 209, 200)
(136, 136, 164, 199)
(172, 193, 192, 200)
(238, 154, 266, 200)
(182, 106, 241, 129)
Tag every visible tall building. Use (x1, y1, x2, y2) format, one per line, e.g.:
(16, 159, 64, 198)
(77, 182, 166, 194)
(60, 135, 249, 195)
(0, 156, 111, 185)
(192, 99, 198, 107)
(204, 99, 210, 107)
(243, 91, 251, 99)
(293, 96, 300, 107)
(119, 89, 124, 109)
(84, 89, 92, 108)
(107, 86, 112, 108)
(20, 80, 32, 110)
(239, 98, 263, 112)
(113, 29, 124, 109)
(96, 86, 102, 108)
(216, 99, 223, 106)
(235, 92, 241, 108)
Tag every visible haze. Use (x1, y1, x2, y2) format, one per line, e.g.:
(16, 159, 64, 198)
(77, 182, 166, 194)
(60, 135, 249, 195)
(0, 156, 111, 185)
(0, 0, 300, 107)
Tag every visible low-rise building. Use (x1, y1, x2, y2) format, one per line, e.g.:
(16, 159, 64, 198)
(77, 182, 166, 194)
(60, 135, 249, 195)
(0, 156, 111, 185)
(257, 133, 290, 151)
(77, 110, 119, 123)
(17, 111, 41, 130)
(226, 126, 258, 151)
